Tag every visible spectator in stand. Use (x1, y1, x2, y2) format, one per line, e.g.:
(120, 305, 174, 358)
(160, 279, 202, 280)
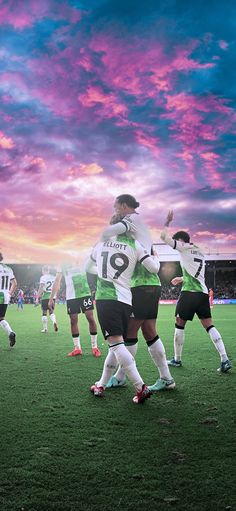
(17, 289, 24, 310)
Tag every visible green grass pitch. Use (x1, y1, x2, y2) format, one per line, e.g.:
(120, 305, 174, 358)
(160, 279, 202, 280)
(0, 304, 235, 511)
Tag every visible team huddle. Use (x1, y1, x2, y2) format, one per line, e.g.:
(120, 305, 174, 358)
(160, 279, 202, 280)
(0, 194, 232, 405)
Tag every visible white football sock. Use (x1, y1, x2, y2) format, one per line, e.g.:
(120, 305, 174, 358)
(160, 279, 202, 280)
(0, 319, 12, 335)
(174, 327, 185, 361)
(90, 333, 98, 349)
(72, 335, 81, 349)
(96, 350, 117, 387)
(148, 338, 172, 380)
(42, 316, 48, 330)
(111, 343, 144, 391)
(114, 343, 138, 381)
(50, 313, 56, 324)
(207, 326, 228, 362)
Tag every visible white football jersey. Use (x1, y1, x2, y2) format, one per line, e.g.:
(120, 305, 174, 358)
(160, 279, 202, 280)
(161, 229, 208, 294)
(102, 212, 153, 251)
(57, 265, 91, 300)
(90, 236, 160, 305)
(0, 264, 15, 304)
(40, 274, 56, 299)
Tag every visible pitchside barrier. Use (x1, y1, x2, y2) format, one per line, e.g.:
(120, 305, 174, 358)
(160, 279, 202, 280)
(160, 299, 236, 305)
(213, 299, 236, 304)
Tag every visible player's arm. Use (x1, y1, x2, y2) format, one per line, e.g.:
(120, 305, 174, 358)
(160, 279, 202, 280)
(85, 255, 98, 275)
(9, 277, 17, 296)
(136, 242, 160, 273)
(36, 283, 44, 301)
(101, 221, 127, 240)
(161, 228, 188, 252)
(160, 210, 189, 252)
(101, 212, 137, 240)
(160, 210, 176, 248)
(85, 245, 98, 275)
(48, 272, 62, 307)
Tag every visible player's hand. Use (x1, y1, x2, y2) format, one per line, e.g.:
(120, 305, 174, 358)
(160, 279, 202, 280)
(109, 213, 124, 225)
(165, 210, 174, 227)
(171, 277, 183, 286)
(48, 299, 53, 308)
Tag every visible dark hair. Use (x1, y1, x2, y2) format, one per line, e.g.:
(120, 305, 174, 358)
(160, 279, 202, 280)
(116, 194, 140, 209)
(0, 252, 3, 262)
(172, 231, 190, 243)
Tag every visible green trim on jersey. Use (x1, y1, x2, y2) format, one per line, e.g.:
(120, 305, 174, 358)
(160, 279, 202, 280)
(131, 262, 160, 288)
(182, 267, 203, 292)
(117, 234, 136, 247)
(71, 274, 90, 298)
(0, 292, 4, 304)
(96, 277, 118, 300)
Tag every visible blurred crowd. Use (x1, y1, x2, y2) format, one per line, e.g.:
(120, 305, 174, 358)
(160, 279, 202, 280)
(9, 270, 236, 305)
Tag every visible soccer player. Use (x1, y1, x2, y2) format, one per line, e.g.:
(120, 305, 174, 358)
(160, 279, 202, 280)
(86, 233, 160, 404)
(48, 264, 101, 357)
(17, 288, 24, 310)
(0, 252, 17, 347)
(107, 254, 175, 392)
(161, 211, 231, 373)
(209, 288, 214, 308)
(36, 266, 58, 333)
(101, 194, 152, 250)
(102, 196, 175, 392)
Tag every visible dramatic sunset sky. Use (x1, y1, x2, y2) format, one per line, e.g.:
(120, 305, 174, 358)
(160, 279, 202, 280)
(1, 0, 236, 263)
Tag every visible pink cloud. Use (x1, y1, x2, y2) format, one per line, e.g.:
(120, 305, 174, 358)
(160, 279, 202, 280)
(89, 34, 215, 102)
(201, 152, 218, 162)
(0, 130, 14, 149)
(115, 160, 128, 170)
(0, 0, 82, 30)
(134, 129, 160, 157)
(219, 40, 229, 50)
(79, 85, 128, 119)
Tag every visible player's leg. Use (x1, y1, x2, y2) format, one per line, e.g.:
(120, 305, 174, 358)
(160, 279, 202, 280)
(92, 300, 151, 403)
(141, 319, 175, 391)
(107, 317, 142, 386)
(169, 318, 186, 365)
(94, 335, 151, 403)
(66, 300, 82, 355)
(168, 292, 193, 367)
(48, 299, 58, 332)
(41, 300, 48, 332)
(84, 305, 101, 357)
(68, 310, 83, 356)
(196, 293, 231, 372)
(0, 305, 16, 347)
(140, 286, 175, 386)
(200, 316, 231, 373)
(106, 286, 145, 387)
